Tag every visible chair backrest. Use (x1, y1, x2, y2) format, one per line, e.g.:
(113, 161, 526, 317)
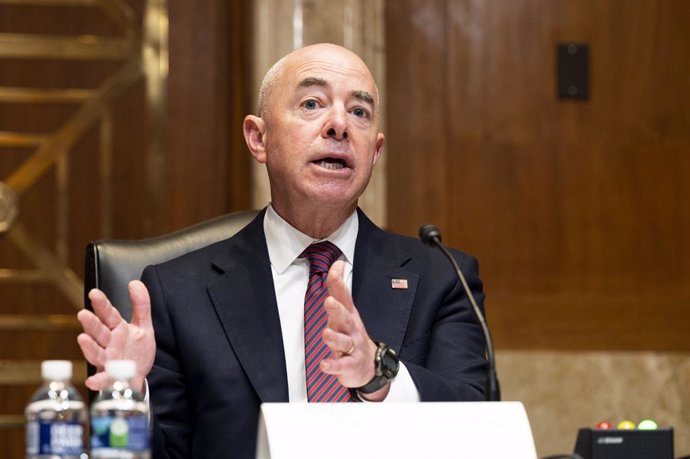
(84, 209, 259, 320)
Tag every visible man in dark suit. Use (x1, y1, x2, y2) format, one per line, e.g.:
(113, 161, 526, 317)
(77, 43, 488, 458)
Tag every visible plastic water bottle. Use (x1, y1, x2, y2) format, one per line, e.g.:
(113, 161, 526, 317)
(25, 360, 86, 458)
(90, 360, 150, 459)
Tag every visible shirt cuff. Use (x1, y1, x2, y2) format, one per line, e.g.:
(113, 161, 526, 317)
(355, 362, 420, 402)
(142, 378, 151, 423)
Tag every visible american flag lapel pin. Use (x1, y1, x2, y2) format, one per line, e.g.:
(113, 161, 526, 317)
(391, 278, 408, 289)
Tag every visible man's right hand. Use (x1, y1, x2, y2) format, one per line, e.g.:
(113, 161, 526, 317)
(77, 280, 156, 393)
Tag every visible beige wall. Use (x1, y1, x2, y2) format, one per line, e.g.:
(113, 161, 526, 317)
(501, 351, 690, 456)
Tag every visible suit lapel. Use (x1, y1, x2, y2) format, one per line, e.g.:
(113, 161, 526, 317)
(202, 209, 416, 402)
(352, 210, 418, 353)
(207, 210, 289, 402)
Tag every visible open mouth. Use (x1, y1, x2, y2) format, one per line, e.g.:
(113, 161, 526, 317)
(314, 158, 348, 170)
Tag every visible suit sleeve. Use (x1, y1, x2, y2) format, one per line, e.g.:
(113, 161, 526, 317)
(402, 251, 489, 401)
(141, 265, 192, 459)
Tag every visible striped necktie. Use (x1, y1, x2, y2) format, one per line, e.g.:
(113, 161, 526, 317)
(302, 241, 352, 402)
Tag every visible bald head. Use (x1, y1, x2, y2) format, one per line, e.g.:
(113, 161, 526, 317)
(242, 42, 385, 235)
(257, 43, 380, 122)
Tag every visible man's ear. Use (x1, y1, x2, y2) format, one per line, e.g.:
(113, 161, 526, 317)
(243, 115, 267, 164)
(372, 132, 385, 166)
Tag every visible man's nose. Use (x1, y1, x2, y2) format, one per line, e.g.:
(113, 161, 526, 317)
(322, 107, 348, 140)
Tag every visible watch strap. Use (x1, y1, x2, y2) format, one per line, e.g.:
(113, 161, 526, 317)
(353, 342, 399, 395)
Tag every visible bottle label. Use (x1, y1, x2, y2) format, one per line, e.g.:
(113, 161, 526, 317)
(26, 420, 84, 455)
(91, 415, 149, 452)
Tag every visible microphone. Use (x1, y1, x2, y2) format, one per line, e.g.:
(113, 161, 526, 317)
(419, 224, 501, 402)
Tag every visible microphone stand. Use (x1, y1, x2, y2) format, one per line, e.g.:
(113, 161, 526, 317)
(419, 224, 501, 402)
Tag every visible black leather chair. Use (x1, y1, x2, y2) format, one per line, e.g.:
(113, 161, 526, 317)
(84, 209, 259, 320)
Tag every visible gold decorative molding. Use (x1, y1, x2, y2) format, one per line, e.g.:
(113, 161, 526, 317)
(0, 33, 136, 60)
(0, 0, 168, 310)
(0, 360, 86, 385)
(0, 415, 24, 430)
(0, 181, 19, 233)
(5, 55, 143, 197)
(0, 87, 95, 103)
(0, 269, 45, 282)
(0, 132, 49, 147)
(0, 314, 80, 331)
(0, 2, 166, 446)
(4, 224, 86, 307)
(0, 0, 101, 5)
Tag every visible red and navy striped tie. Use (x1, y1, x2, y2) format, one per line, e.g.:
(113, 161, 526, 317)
(302, 241, 352, 402)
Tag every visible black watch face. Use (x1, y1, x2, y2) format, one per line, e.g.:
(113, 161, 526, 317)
(381, 350, 399, 378)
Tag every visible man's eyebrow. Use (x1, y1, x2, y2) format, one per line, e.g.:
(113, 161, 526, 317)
(352, 89, 374, 106)
(298, 77, 328, 89)
(297, 77, 375, 106)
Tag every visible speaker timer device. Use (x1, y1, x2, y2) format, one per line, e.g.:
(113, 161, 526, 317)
(573, 427, 674, 459)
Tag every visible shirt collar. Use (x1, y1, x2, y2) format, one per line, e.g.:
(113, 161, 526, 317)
(264, 204, 358, 274)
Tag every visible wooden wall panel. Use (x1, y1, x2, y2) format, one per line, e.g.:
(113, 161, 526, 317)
(386, 0, 451, 232)
(385, 0, 690, 350)
(165, 0, 252, 230)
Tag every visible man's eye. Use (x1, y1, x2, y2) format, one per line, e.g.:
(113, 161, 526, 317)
(303, 99, 318, 109)
(352, 107, 367, 118)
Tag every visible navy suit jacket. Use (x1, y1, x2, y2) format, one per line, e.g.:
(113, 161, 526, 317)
(142, 208, 488, 459)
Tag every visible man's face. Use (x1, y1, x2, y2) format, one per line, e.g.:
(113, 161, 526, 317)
(258, 45, 384, 216)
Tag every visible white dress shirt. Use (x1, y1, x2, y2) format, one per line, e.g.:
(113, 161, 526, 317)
(264, 204, 420, 402)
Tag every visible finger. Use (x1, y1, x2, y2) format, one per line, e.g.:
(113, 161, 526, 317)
(76, 333, 107, 369)
(320, 355, 353, 376)
(87, 288, 124, 330)
(322, 328, 355, 356)
(324, 296, 353, 333)
(129, 280, 153, 330)
(85, 372, 110, 391)
(326, 261, 355, 312)
(320, 340, 378, 388)
(77, 309, 111, 348)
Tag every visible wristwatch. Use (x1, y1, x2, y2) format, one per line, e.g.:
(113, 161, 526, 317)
(354, 341, 400, 395)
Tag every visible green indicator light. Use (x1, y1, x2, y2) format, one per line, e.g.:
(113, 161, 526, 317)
(638, 419, 658, 430)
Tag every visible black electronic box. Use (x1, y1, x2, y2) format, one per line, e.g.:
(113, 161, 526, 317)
(573, 427, 674, 459)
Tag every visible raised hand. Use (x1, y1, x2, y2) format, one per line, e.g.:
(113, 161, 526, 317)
(320, 260, 390, 401)
(76, 280, 155, 392)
